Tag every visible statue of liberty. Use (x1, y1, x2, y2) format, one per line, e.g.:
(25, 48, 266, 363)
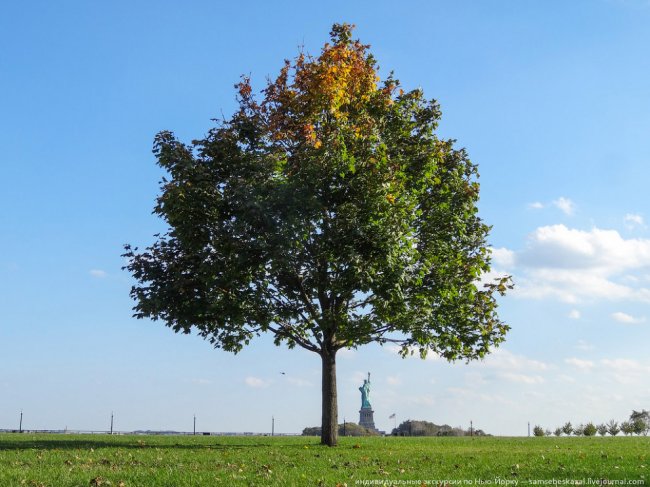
(359, 372, 371, 409)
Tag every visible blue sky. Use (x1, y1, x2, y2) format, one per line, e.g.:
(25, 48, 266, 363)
(1, 0, 649, 435)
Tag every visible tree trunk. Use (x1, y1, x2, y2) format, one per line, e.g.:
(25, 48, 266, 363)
(320, 349, 338, 446)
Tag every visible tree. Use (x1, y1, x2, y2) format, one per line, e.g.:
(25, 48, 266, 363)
(573, 424, 584, 436)
(620, 421, 634, 436)
(561, 422, 573, 436)
(632, 419, 648, 436)
(533, 425, 545, 437)
(583, 422, 597, 436)
(553, 427, 562, 437)
(630, 410, 650, 436)
(124, 23, 511, 447)
(596, 423, 608, 436)
(606, 420, 620, 436)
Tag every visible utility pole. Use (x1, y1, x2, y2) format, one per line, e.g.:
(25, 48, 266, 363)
(19, 410, 23, 433)
(271, 416, 275, 437)
(110, 412, 114, 435)
(470, 420, 473, 437)
(193, 414, 196, 435)
(528, 422, 530, 437)
(343, 417, 346, 436)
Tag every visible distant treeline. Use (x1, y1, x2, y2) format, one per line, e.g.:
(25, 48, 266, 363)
(391, 420, 488, 437)
(534, 410, 649, 437)
(302, 422, 379, 437)
(302, 420, 488, 437)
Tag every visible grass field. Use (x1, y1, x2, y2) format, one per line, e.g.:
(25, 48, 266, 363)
(0, 433, 647, 486)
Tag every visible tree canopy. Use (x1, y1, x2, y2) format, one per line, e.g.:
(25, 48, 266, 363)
(124, 23, 511, 446)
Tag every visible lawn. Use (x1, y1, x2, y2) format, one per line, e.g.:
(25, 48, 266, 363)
(0, 433, 647, 486)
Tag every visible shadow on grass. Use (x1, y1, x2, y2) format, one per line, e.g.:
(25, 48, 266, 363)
(0, 435, 322, 452)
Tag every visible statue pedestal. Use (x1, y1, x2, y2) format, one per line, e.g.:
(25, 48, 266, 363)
(359, 407, 376, 431)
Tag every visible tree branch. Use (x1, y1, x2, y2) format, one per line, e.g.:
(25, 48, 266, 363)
(263, 286, 317, 335)
(293, 265, 321, 323)
(267, 322, 321, 353)
(349, 294, 374, 310)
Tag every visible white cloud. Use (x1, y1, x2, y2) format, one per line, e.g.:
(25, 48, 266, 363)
(516, 269, 639, 303)
(557, 374, 576, 383)
(625, 213, 644, 227)
(404, 394, 437, 407)
(392, 347, 549, 376)
(556, 357, 650, 387)
(386, 375, 402, 386)
(611, 311, 645, 324)
(385, 347, 551, 384)
(447, 386, 471, 397)
(244, 376, 269, 388)
(446, 387, 514, 406)
(464, 371, 488, 387)
(507, 225, 650, 303)
(575, 340, 594, 351)
(491, 247, 515, 269)
(478, 348, 549, 372)
(526, 198, 575, 215)
(568, 309, 581, 319)
(564, 357, 595, 371)
(89, 269, 107, 278)
(552, 197, 575, 216)
(601, 358, 650, 384)
(520, 225, 650, 271)
(622, 274, 640, 283)
(601, 358, 649, 372)
(500, 372, 545, 384)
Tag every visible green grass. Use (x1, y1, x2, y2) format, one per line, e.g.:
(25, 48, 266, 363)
(0, 433, 647, 486)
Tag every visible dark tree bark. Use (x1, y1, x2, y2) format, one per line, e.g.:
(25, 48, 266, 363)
(320, 349, 338, 446)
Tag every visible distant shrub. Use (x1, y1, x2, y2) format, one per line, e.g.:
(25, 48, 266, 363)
(621, 421, 634, 436)
(632, 419, 647, 436)
(301, 426, 321, 436)
(583, 423, 597, 436)
(533, 425, 545, 437)
(392, 420, 473, 437)
(561, 422, 573, 436)
(607, 420, 620, 436)
(302, 423, 378, 437)
(553, 428, 562, 437)
(630, 410, 650, 436)
(597, 424, 607, 436)
(573, 424, 584, 436)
